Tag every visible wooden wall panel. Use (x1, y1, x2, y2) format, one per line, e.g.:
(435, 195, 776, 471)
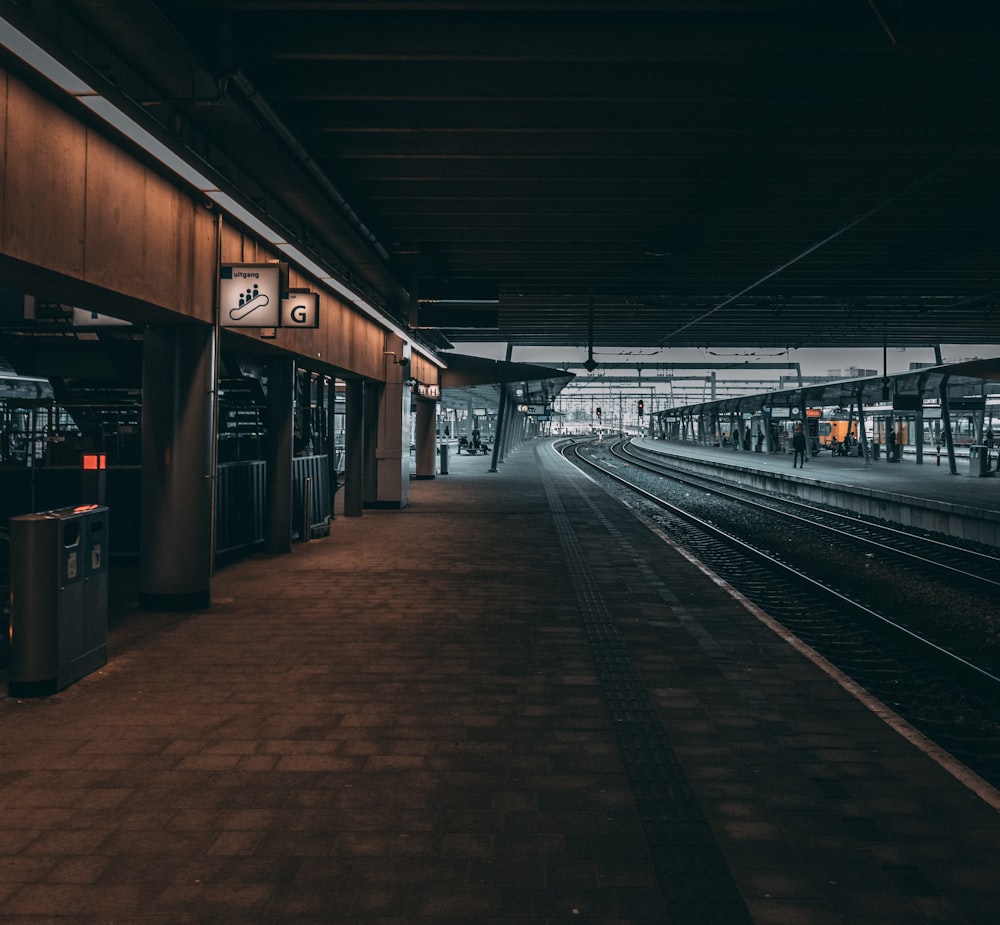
(83, 132, 147, 296)
(319, 293, 385, 380)
(82, 133, 213, 322)
(141, 177, 186, 312)
(411, 354, 437, 386)
(3, 79, 86, 277)
(189, 205, 217, 322)
(0, 69, 430, 381)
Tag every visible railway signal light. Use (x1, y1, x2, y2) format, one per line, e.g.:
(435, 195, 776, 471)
(637, 399, 644, 416)
(595, 407, 602, 418)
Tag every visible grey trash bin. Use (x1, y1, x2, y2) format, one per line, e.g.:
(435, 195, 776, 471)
(8, 505, 109, 697)
(439, 442, 449, 475)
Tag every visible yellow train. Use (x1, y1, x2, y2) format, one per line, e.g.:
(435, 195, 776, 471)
(816, 416, 858, 447)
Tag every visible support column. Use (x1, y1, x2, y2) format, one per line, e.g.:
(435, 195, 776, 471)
(489, 383, 509, 472)
(915, 406, 925, 464)
(264, 357, 294, 553)
(413, 398, 437, 479)
(512, 410, 521, 451)
(375, 337, 410, 508)
(939, 374, 958, 474)
(324, 377, 337, 521)
(139, 324, 215, 611)
(363, 381, 380, 507)
(856, 386, 872, 465)
(344, 379, 365, 517)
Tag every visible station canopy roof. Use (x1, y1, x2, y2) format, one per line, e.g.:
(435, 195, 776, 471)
(659, 357, 1000, 418)
(18, 1, 1000, 352)
(439, 352, 574, 415)
(442, 352, 573, 399)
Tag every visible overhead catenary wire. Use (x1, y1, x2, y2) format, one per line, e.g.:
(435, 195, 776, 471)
(658, 162, 954, 346)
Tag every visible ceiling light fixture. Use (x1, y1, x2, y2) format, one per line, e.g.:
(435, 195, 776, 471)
(0, 17, 94, 95)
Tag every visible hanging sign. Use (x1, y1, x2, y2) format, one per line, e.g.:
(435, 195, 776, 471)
(892, 394, 922, 411)
(281, 289, 320, 328)
(220, 264, 281, 327)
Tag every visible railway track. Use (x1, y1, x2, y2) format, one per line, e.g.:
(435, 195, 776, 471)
(560, 437, 1000, 790)
(618, 438, 1000, 594)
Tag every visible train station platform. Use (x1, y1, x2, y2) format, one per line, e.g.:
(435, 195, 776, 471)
(1, 439, 999, 923)
(634, 436, 1000, 548)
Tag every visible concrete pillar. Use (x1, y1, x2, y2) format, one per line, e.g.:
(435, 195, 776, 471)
(376, 382, 411, 507)
(413, 398, 437, 479)
(344, 379, 365, 516)
(506, 408, 518, 458)
(264, 357, 294, 553)
(139, 324, 215, 611)
(375, 336, 410, 507)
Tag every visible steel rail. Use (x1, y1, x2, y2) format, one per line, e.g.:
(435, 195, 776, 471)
(616, 439, 1000, 593)
(562, 438, 1000, 695)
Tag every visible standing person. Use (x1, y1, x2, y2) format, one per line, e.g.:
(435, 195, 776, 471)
(792, 424, 807, 468)
(756, 428, 765, 453)
(887, 426, 897, 462)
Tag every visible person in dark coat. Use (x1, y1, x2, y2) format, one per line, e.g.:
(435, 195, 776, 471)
(792, 424, 807, 468)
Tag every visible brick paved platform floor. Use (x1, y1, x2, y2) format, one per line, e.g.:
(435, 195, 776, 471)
(1, 439, 998, 924)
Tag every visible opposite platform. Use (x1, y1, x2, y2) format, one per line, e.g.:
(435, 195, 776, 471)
(633, 435, 1000, 547)
(632, 435, 1000, 515)
(0, 440, 998, 924)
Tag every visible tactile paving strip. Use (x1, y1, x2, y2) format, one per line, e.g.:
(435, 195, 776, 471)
(541, 465, 753, 923)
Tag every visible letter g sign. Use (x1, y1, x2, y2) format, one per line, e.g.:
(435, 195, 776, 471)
(281, 291, 319, 328)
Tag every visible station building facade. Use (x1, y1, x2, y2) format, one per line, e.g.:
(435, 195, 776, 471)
(0, 57, 444, 610)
